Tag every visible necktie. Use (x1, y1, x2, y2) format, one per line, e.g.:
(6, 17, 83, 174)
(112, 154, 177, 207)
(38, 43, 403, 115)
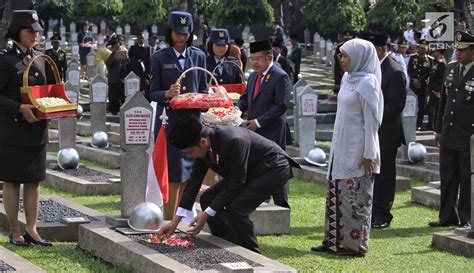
(178, 54, 185, 69)
(150, 47, 154, 55)
(460, 64, 465, 82)
(217, 60, 223, 75)
(252, 74, 263, 100)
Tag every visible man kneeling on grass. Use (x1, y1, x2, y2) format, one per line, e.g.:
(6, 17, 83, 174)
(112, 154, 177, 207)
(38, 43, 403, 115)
(158, 115, 300, 253)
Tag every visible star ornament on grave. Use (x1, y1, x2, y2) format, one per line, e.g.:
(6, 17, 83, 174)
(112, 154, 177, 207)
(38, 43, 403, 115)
(160, 108, 169, 126)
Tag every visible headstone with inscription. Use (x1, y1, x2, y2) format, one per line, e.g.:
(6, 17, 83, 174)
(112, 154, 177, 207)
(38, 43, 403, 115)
(319, 39, 326, 64)
(292, 78, 309, 146)
(59, 81, 79, 149)
(401, 89, 418, 160)
(120, 91, 153, 217)
(70, 21, 76, 34)
(60, 24, 66, 36)
(297, 85, 318, 158)
(71, 42, 79, 61)
(86, 50, 95, 79)
(71, 33, 78, 43)
(67, 60, 81, 90)
(124, 71, 141, 97)
(90, 75, 108, 134)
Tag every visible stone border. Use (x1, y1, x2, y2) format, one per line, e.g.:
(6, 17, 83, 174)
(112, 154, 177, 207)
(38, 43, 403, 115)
(432, 231, 474, 257)
(45, 166, 121, 195)
(395, 163, 440, 182)
(0, 246, 46, 273)
(78, 221, 296, 273)
(76, 143, 121, 168)
(0, 195, 104, 242)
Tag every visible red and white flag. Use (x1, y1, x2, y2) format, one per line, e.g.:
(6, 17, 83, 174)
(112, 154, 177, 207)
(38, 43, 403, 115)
(146, 105, 169, 206)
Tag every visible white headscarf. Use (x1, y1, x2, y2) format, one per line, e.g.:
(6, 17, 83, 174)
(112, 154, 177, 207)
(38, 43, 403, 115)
(340, 38, 384, 126)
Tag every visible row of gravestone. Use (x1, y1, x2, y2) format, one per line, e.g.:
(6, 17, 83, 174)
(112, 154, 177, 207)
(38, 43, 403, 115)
(312, 33, 335, 66)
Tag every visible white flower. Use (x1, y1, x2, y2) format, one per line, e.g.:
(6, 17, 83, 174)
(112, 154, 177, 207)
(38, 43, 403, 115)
(36, 97, 70, 108)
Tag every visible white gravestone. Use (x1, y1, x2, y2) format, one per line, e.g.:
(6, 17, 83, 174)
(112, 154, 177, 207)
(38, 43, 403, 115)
(64, 81, 79, 104)
(319, 39, 326, 64)
(90, 75, 108, 134)
(71, 33, 78, 43)
(67, 61, 81, 90)
(47, 30, 53, 40)
(120, 91, 153, 217)
(326, 40, 333, 66)
(298, 85, 318, 158)
(59, 81, 79, 149)
(70, 22, 76, 34)
(124, 107, 152, 144)
(92, 25, 98, 35)
(116, 26, 123, 35)
(124, 24, 131, 34)
(45, 41, 51, 50)
(314, 33, 321, 58)
(97, 33, 105, 46)
(86, 50, 95, 79)
(124, 71, 141, 97)
(304, 28, 310, 47)
(60, 25, 66, 36)
(100, 21, 106, 34)
(151, 24, 158, 34)
(401, 89, 418, 160)
(292, 78, 309, 146)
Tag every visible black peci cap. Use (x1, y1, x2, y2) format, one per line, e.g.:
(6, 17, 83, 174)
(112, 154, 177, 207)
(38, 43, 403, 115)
(250, 40, 272, 53)
(169, 115, 203, 149)
(359, 32, 388, 47)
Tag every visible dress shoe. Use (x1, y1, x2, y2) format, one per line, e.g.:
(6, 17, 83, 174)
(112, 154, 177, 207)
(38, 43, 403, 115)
(428, 220, 458, 227)
(372, 220, 390, 229)
(23, 232, 53, 247)
(311, 244, 328, 252)
(458, 222, 471, 229)
(8, 234, 30, 247)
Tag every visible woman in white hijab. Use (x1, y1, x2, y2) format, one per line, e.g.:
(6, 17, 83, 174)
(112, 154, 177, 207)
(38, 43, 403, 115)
(311, 38, 384, 256)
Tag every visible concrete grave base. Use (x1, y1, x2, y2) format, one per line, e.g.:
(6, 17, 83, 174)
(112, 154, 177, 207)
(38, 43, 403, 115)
(432, 230, 474, 257)
(194, 202, 290, 235)
(395, 162, 440, 182)
(411, 185, 440, 209)
(45, 165, 121, 195)
(78, 221, 296, 273)
(76, 143, 121, 168)
(0, 195, 104, 241)
(0, 246, 46, 273)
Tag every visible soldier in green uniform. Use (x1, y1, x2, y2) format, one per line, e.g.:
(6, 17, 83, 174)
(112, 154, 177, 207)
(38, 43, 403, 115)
(429, 31, 474, 228)
(45, 33, 67, 82)
(408, 39, 433, 130)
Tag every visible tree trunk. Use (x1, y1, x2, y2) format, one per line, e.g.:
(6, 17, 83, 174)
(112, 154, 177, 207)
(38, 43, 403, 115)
(273, 0, 283, 26)
(188, 0, 198, 21)
(0, 0, 13, 48)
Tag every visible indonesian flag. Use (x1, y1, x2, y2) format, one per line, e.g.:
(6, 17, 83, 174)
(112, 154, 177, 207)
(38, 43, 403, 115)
(146, 104, 169, 206)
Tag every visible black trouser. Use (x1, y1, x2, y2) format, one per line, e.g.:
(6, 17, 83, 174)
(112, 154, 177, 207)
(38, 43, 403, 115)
(439, 147, 471, 223)
(373, 147, 398, 223)
(271, 180, 290, 208)
(108, 82, 125, 115)
(200, 164, 291, 253)
(413, 87, 427, 128)
(426, 95, 439, 131)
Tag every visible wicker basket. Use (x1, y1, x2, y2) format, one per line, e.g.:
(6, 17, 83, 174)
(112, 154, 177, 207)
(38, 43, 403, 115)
(20, 54, 77, 120)
(210, 60, 246, 95)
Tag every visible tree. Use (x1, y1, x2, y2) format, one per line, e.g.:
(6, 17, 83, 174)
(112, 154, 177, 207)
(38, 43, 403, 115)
(366, 0, 419, 37)
(120, 0, 167, 29)
(0, 0, 13, 48)
(303, 0, 365, 40)
(36, 0, 75, 20)
(70, 0, 123, 25)
(208, 0, 274, 29)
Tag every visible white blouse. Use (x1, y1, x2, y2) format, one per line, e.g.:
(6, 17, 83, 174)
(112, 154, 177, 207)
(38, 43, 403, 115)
(327, 77, 381, 180)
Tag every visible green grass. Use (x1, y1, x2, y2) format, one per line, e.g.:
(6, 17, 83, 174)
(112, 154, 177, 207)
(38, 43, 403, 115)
(2, 179, 473, 272)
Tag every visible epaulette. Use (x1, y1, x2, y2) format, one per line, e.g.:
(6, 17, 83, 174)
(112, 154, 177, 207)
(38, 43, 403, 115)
(448, 60, 458, 64)
(190, 45, 205, 53)
(410, 53, 417, 56)
(427, 55, 434, 60)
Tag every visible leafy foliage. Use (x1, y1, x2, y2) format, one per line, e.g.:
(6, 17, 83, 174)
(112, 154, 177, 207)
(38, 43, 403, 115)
(207, 0, 274, 29)
(303, 0, 366, 40)
(366, 0, 419, 37)
(120, 0, 167, 29)
(69, 0, 124, 24)
(36, 0, 76, 19)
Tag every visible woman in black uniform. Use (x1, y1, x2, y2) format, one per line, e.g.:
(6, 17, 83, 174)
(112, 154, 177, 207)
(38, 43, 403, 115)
(0, 10, 52, 247)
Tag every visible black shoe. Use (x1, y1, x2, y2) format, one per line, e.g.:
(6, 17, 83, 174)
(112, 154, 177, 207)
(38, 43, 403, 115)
(8, 234, 30, 247)
(311, 245, 328, 252)
(23, 232, 53, 247)
(428, 220, 459, 227)
(372, 220, 390, 229)
(458, 222, 471, 229)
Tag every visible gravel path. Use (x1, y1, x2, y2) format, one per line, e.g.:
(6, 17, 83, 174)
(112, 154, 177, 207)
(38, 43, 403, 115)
(52, 165, 118, 182)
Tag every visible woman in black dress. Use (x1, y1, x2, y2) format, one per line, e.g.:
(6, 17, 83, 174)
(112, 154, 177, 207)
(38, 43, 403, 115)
(0, 10, 52, 247)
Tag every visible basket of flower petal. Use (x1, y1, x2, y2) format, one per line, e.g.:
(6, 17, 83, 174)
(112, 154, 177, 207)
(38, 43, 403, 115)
(20, 54, 77, 120)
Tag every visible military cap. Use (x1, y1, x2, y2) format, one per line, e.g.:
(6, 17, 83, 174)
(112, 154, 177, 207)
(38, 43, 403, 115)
(343, 31, 353, 39)
(50, 33, 61, 42)
(359, 32, 388, 47)
(233, 37, 244, 46)
(271, 38, 283, 49)
(168, 11, 193, 34)
(397, 39, 409, 48)
(418, 39, 429, 49)
(250, 40, 272, 53)
(11, 10, 43, 31)
(169, 115, 203, 149)
(210, 28, 230, 45)
(455, 31, 474, 49)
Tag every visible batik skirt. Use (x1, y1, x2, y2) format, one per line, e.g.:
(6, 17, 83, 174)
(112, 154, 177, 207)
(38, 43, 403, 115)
(323, 175, 374, 255)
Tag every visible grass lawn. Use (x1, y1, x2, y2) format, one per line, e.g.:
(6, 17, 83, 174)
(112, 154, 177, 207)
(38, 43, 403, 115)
(1, 179, 473, 272)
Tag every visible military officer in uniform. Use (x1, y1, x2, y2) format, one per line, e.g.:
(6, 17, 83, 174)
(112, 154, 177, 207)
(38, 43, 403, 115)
(390, 39, 409, 87)
(45, 33, 67, 82)
(158, 115, 299, 253)
(333, 31, 353, 94)
(149, 11, 207, 220)
(426, 48, 446, 131)
(430, 31, 474, 228)
(0, 10, 52, 247)
(206, 29, 242, 85)
(408, 39, 433, 130)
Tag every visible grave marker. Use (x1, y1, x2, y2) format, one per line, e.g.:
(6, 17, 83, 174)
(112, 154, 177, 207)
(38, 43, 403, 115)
(151, 24, 158, 34)
(116, 25, 123, 35)
(119, 91, 153, 217)
(71, 33, 78, 43)
(67, 60, 81, 90)
(70, 21, 76, 34)
(325, 40, 333, 66)
(124, 71, 141, 97)
(401, 89, 417, 160)
(100, 21, 106, 34)
(292, 78, 309, 146)
(90, 75, 108, 134)
(298, 85, 318, 158)
(304, 28, 310, 47)
(319, 39, 326, 64)
(313, 33, 321, 59)
(86, 50, 95, 79)
(60, 25, 66, 36)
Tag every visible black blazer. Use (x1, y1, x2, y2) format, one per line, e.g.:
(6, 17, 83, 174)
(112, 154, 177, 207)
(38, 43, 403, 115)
(436, 62, 474, 151)
(179, 126, 299, 212)
(379, 55, 407, 150)
(237, 64, 292, 148)
(275, 55, 294, 80)
(0, 45, 48, 146)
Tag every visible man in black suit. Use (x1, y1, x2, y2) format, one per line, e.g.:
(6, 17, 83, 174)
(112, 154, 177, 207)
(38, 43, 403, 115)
(158, 115, 299, 253)
(272, 39, 294, 80)
(233, 37, 247, 71)
(237, 40, 293, 208)
(333, 31, 353, 94)
(361, 32, 407, 229)
(429, 31, 474, 228)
